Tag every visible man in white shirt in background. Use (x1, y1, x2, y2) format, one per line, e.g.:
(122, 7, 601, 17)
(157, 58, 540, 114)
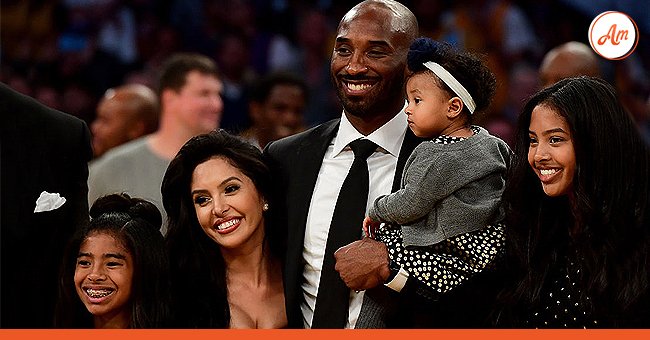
(88, 53, 223, 233)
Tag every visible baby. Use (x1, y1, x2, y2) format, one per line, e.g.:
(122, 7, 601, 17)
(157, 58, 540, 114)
(364, 37, 511, 299)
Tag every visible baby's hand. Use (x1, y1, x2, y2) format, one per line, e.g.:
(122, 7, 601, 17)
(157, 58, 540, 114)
(363, 216, 380, 239)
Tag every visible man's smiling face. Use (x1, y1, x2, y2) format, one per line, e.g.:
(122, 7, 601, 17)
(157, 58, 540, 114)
(330, 6, 409, 120)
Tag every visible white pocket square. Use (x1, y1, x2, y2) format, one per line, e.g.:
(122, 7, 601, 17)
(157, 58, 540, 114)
(34, 191, 66, 213)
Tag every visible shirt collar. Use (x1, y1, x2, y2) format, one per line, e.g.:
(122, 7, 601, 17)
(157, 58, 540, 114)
(332, 103, 408, 158)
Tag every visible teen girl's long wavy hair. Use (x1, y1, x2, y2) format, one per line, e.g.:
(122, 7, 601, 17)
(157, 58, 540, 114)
(496, 77, 650, 326)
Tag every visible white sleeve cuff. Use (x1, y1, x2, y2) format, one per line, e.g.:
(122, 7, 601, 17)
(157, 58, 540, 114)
(384, 267, 409, 292)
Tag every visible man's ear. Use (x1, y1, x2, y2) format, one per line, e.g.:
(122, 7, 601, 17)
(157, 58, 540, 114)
(447, 97, 464, 118)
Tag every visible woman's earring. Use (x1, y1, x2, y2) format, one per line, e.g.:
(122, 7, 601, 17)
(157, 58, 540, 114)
(263, 203, 269, 211)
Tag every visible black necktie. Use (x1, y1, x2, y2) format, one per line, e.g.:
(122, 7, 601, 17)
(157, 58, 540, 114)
(311, 139, 378, 328)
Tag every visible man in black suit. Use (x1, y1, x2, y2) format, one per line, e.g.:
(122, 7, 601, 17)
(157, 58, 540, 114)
(1, 82, 92, 327)
(264, 0, 421, 328)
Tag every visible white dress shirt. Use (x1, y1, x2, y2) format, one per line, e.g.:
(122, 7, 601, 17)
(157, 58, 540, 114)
(301, 109, 408, 328)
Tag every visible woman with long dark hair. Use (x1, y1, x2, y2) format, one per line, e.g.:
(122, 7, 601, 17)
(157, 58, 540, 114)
(495, 76, 650, 327)
(162, 129, 286, 328)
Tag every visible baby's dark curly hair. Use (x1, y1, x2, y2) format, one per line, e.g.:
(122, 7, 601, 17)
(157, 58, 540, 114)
(407, 37, 496, 118)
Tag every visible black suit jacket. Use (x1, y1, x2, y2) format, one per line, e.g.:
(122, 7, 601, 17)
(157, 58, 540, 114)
(263, 118, 422, 328)
(0, 83, 92, 328)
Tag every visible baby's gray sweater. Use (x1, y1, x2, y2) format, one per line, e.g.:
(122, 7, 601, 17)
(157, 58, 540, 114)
(369, 127, 511, 247)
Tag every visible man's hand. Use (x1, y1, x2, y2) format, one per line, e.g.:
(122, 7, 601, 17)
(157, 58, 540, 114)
(334, 237, 391, 291)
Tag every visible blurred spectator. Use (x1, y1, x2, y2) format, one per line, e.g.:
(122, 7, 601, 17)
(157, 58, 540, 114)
(95, 0, 138, 66)
(0, 0, 63, 63)
(4, 71, 33, 97)
(539, 41, 601, 87)
(88, 53, 223, 232)
(1, 0, 648, 150)
(487, 62, 540, 147)
(205, 0, 300, 75)
(57, 0, 100, 80)
(130, 24, 182, 90)
(411, 0, 446, 39)
(57, 0, 131, 98)
(520, 0, 592, 53)
(560, 0, 650, 36)
(215, 31, 257, 133)
(437, 0, 540, 126)
(169, 0, 210, 54)
(61, 79, 97, 125)
(614, 55, 650, 146)
(33, 81, 63, 111)
(292, 8, 340, 127)
(205, 0, 308, 132)
(507, 62, 540, 118)
(240, 71, 308, 149)
(90, 83, 159, 158)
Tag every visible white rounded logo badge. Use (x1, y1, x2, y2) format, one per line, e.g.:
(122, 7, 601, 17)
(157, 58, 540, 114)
(588, 11, 639, 60)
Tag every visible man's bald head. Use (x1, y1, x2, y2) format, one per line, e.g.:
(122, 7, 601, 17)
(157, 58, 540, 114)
(91, 84, 159, 157)
(539, 41, 601, 87)
(331, 0, 418, 132)
(341, 0, 419, 46)
(109, 84, 159, 130)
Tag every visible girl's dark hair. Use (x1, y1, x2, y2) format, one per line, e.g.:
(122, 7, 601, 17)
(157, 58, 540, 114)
(161, 129, 274, 328)
(55, 193, 171, 328)
(407, 37, 496, 122)
(497, 76, 650, 326)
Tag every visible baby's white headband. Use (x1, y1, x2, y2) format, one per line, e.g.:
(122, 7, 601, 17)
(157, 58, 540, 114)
(423, 61, 476, 114)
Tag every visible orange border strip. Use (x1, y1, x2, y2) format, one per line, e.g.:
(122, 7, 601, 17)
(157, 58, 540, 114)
(2, 329, 650, 340)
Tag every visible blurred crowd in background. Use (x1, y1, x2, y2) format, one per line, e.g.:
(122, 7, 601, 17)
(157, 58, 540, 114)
(2, 0, 649, 150)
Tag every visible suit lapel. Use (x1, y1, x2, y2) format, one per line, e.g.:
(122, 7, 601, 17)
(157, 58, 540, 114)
(283, 120, 339, 327)
(286, 120, 338, 251)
